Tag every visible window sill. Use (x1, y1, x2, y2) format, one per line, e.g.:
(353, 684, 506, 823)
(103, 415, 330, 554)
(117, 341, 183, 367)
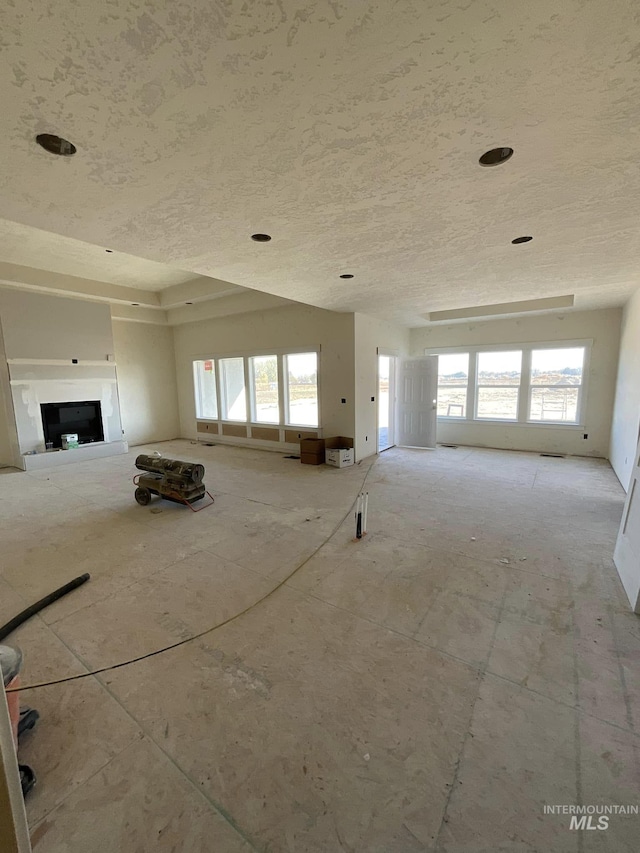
(285, 424, 319, 429)
(437, 417, 585, 430)
(525, 421, 584, 429)
(197, 418, 320, 430)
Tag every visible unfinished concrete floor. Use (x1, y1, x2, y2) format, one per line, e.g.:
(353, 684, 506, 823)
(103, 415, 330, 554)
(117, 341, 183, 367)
(1, 440, 638, 852)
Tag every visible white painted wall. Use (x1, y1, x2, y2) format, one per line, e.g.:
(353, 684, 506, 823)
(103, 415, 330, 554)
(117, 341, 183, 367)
(610, 288, 640, 490)
(0, 289, 124, 461)
(410, 308, 622, 457)
(112, 319, 180, 446)
(354, 314, 410, 460)
(0, 288, 114, 362)
(173, 304, 356, 445)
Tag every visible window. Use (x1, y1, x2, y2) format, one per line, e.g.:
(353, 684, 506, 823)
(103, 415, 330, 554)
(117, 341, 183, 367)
(193, 360, 218, 419)
(220, 357, 247, 421)
(285, 352, 318, 427)
(476, 350, 522, 421)
(437, 353, 469, 418)
(529, 347, 585, 423)
(249, 355, 279, 424)
(193, 349, 319, 430)
(427, 341, 589, 427)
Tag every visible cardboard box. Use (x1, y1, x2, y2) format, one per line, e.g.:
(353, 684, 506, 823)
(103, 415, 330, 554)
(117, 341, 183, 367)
(300, 438, 325, 465)
(300, 438, 325, 455)
(324, 436, 354, 468)
(61, 433, 79, 450)
(325, 447, 354, 467)
(301, 452, 324, 466)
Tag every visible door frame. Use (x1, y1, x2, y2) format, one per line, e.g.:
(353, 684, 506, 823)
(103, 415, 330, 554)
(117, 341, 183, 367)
(377, 349, 397, 453)
(376, 347, 400, 453)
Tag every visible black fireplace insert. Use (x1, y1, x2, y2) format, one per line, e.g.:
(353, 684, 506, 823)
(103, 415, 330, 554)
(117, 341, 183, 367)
(41, 401, 104, 449)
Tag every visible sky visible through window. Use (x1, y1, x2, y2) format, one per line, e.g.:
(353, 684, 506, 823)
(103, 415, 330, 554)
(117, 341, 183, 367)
(438, 353, 469, 380)
(531, 347, 584, 377)
(477, 350, 522, 378)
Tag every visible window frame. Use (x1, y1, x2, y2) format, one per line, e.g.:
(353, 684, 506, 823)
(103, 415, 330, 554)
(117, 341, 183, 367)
(192, 346, 321, 433)
(474, 349, 523, 423)
(218, 356, 248, 423)
(425, 340, 591, 428)
(436, 352, 470, 419)
(248, 354, 281, 425)
(526, 345, 587, 425)
(193, 358, 218, 420)
(283, 351, 320, 429)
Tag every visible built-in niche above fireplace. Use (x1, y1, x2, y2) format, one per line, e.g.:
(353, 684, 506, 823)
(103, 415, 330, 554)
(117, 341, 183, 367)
(41, 401, 104, 449)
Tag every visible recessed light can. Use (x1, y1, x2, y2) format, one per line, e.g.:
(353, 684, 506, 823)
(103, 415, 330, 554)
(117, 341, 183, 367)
(479, 147, 513, 167)
(36, 134, 77, 156)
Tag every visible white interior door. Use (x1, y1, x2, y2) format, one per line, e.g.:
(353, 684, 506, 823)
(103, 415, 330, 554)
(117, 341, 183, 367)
(396, 357, 438, 449)
(614, 431, 640, 613)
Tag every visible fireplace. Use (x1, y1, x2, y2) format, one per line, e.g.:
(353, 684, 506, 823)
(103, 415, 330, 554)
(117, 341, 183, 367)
(41, 401, 104, 449)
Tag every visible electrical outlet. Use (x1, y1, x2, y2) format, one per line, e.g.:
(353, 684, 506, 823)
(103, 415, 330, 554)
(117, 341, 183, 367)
(371, 396, 375, 402)
(72, 358, 78, 364)
(341, 398, 346, 404)
(583, 433, 588, 439)
(365, 435, 368, 441)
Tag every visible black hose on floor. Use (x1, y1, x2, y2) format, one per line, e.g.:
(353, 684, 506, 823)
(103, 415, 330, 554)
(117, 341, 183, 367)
(0, 574, 91, 642)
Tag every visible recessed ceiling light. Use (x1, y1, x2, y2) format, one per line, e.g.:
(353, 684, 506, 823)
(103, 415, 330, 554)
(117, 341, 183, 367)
(479, 147, 513, 167)
(251, 233, 271, 242)
(339, 274, 354, 279)
(35, 133, 77, 156)
(512, 236, 533, 244)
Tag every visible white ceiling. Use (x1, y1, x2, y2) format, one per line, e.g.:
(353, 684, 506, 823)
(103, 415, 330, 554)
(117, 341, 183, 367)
(1, 0, 640, 326)
(0, 219, 196, 290)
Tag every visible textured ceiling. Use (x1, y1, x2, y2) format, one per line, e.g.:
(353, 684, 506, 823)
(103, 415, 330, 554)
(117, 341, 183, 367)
(1, 0, 640, 326)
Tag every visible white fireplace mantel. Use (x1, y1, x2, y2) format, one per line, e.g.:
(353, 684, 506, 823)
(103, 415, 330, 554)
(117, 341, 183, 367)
(8, 360, 127, 469)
